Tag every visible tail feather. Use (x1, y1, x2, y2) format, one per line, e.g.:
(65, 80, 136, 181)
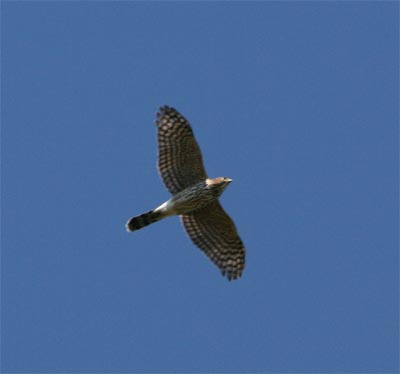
(126, 210, 162, 232)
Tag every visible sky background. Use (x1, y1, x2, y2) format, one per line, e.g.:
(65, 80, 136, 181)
(2, 2, 398, 373)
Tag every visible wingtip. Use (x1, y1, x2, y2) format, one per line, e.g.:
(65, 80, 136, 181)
(222, 270, 242, 281)
(158, 105, 177, 114)
(156, 105, 169, 120)
(159, 105, 170, 112)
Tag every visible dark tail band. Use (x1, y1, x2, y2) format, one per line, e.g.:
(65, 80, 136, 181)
(126, 210, 161, 232)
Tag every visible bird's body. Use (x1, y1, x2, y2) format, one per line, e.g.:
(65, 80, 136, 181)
(126, 178, 231, 230)
(126, 106, 245, 280)
(159, 177, 232, 215)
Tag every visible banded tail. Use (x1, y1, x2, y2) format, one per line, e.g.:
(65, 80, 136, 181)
(126, 210, 162, 232)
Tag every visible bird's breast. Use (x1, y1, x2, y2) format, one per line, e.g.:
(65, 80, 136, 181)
(169, 185, 218, 215)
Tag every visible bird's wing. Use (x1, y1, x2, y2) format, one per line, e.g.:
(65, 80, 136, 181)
(156, 106, 208, 195)
(181, 201, 245, 280)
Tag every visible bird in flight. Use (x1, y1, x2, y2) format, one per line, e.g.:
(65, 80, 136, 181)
(126, 106, 245, 280)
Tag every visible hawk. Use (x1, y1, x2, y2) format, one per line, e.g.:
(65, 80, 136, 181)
(126, 106, 245, 280)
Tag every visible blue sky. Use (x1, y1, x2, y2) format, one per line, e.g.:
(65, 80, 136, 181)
(2, 2, 398, 373)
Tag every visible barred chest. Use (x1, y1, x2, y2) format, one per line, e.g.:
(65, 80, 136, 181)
(168, 182, 221, 215)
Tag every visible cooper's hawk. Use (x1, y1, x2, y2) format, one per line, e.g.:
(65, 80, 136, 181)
(126, 106, 245, 280)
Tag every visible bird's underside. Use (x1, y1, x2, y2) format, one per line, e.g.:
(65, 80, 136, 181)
(126, 106, 245, 281)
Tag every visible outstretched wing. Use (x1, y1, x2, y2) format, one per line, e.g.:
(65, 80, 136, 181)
(181, 201, 245, 280)
(156, 106, 208, 195)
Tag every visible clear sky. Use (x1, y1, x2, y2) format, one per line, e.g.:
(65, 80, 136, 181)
(2, 2, 398, 373)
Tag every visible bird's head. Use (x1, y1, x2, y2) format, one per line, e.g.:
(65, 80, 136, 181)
(205, 177, 232, 196)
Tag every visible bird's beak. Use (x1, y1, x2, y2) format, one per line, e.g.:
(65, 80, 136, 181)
(226, 178, 232, 183)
